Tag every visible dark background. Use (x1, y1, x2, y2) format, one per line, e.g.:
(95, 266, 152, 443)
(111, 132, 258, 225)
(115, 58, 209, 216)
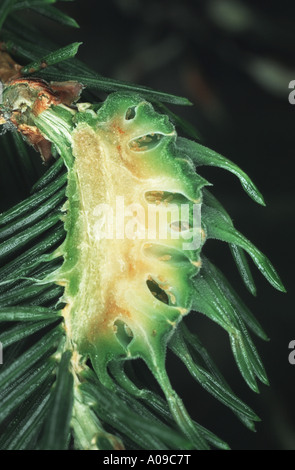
(3, 0, 295, 450)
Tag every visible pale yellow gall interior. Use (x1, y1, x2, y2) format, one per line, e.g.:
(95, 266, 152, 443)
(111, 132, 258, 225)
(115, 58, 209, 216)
(64, 123, 192, 349)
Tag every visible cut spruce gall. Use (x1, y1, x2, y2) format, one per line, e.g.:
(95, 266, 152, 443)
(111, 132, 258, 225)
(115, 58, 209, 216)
(0, 78, 285, 450)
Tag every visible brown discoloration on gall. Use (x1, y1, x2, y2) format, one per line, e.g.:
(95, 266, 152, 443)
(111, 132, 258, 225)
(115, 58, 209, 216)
(14, 122, 52, 162)
(50, 81, 84, 106)
(1, 78, 83, 162)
